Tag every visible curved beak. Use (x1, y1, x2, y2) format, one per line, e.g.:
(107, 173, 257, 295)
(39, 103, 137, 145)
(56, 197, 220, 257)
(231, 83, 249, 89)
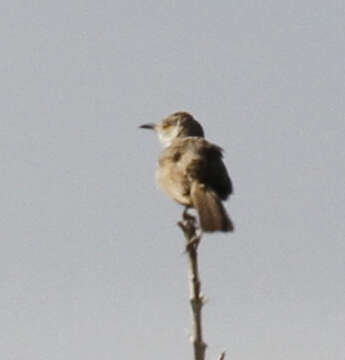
(139, 123, 156, 130)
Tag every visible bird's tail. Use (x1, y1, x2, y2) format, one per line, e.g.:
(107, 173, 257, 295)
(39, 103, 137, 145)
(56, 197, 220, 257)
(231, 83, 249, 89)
(190, 182, 234, 232)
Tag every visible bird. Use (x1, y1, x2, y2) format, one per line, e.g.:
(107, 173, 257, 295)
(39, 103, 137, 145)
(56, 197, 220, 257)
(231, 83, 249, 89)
(140, 111, 234, 232)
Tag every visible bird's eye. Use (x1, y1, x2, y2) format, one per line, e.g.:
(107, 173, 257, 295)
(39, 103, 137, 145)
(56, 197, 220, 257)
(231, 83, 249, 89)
(162, 123, 170, 129)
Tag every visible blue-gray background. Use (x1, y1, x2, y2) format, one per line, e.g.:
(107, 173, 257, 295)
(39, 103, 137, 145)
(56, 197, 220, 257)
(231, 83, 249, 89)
(1, 1, 344, 359)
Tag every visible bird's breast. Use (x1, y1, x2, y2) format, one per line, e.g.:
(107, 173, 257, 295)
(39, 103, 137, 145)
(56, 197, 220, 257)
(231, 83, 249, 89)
(156, 156, 192, 206)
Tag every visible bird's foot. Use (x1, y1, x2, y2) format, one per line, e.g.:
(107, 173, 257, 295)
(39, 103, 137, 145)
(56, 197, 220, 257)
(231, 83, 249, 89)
(182, 206, 196, 222)
(179, 207, 197, 235)
(178, 206, 202, 252)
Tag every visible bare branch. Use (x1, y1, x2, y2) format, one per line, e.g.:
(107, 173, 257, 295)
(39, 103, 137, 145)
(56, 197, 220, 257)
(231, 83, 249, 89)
(218, 351, 226, 360)
(178, 210, 206, 360)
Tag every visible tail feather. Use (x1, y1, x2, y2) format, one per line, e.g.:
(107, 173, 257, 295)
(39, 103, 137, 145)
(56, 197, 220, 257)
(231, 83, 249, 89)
(190, 182, 234, 232)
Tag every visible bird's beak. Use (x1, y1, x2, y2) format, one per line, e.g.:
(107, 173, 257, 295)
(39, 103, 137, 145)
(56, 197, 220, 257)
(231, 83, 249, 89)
(139, 123, 156, 130)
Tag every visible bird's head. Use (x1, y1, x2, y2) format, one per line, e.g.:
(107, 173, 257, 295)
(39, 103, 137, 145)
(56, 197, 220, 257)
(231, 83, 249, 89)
(140, 112, 204, 147)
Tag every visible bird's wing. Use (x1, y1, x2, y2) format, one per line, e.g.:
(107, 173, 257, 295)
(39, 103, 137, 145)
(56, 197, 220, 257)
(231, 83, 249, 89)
(185, 138, 233, 200)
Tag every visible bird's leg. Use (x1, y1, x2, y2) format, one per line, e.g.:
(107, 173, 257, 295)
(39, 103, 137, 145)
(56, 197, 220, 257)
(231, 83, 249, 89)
(197, 229, 204, 239)
(183, 206, 203, 237)
(178, 207, 203, 255)
(183, 206, 195, 222)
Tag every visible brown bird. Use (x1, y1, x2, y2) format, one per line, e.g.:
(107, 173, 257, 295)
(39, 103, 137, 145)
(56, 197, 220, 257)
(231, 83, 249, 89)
(140, 111, 234, 232)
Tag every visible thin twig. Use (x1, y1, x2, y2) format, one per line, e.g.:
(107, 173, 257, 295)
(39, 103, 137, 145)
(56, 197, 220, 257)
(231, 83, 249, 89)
(178, 210, 207, 360)
(218, 351, 226, 360)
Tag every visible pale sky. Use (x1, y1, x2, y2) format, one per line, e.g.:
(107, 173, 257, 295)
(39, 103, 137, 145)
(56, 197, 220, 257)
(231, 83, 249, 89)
(1, 1, 344, 359)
